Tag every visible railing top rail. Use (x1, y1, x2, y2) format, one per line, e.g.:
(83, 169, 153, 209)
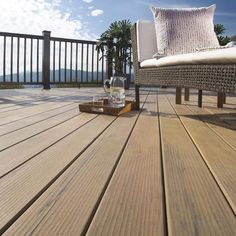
(51, 36, 99, 45)
(0, 32, 100, 45)
(0, 31, 43, 39)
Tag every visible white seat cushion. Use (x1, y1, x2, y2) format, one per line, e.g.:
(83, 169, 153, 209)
(137, 20, 157, 62)
(140, 48, 236, 68)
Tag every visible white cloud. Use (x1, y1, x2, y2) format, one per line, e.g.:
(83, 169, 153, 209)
(82, 0, 93, 3)
(91, 9, 104, 17)
(52, 0, 62, 6)
(88, 6, 94, 9)
(0, 0, 99, 77)
(0, 0, 96, 40)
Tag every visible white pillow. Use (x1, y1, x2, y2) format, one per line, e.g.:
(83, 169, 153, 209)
(151, 4, 220, 56)
(137, 20, 157, 62)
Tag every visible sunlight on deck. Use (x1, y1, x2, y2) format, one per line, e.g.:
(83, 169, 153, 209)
(0, 87, 235, 235)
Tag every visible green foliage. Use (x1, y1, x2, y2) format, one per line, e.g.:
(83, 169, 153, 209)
(214, 24, 231, 46)
(96, 20, 132, 75)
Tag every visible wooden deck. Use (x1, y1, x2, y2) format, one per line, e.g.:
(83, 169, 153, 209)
(0, 87, 235, 236)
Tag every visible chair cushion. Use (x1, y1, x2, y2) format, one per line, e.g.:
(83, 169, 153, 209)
(151, 5, 219, 56)
(140, 48, 236, 68)
(136, 20, 157, 62)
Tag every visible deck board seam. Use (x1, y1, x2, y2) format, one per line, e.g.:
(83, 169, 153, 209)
(0, 114, 120, 235)
(0, 110, 81, 152)
(82, 89, 150, 235)
(166, 95, 236, 216)
(166, 92, 236, 153)
(0, 114, 99, 179)
(0, 102, 76, 126)
(0, 96, 63, 114)
(156, 88, 169, 236)
(0, 106, 77, 137)
(186, 105, 236, 153)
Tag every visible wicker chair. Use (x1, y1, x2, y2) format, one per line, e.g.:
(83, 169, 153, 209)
(131, 23, 236, 110)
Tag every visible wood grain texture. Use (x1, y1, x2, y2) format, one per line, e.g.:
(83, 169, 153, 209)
(0, 103, 77, 136)
(0, 112, 97, 177)
(0, 115, 115, 233)
(0, 96, 56, 113)
(187, 105, 236, 151)
(0, 105, 76, 126)
(177, 91, 236, 149)
(0, 101, 73, 123)
(0, 107, 78, 151)
(0, 89, 62, 112)
(0, 87, 96, 125)
(87, 91, 166, 236)
(0, 88, 235, 236)
(167, 95, 236, 214)
(158, 93, 236, 236)
(3, 94, 148, 236)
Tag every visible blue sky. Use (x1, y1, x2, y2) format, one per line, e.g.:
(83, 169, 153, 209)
(91, 0, 236, 36)
(0, 0, 235, 40)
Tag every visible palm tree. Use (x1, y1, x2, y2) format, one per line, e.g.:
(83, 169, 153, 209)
(96, 20, 132, 76)
(214, 24, 230, 46)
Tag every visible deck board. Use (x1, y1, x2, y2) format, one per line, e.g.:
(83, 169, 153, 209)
(0, 105, 78, 151)
(0, 103, 78, 136)
(87, 91, 166, 236)
(0, 115, 115, 234)
(0, 87, 235, 236)
(158, 93, 235, 236)
(0, 101, 75, 125)
(2, 93, 148, 236)
(168, 94, 236, 214)
(0, 112, 99, 177)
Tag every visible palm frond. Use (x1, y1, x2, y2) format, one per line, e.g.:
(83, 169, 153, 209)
(96, 19, 132, 75)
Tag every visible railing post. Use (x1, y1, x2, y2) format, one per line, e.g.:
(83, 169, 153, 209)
(42, 30, 51, 89)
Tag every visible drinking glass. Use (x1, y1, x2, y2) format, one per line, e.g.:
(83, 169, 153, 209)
(104, 76, 126, 107)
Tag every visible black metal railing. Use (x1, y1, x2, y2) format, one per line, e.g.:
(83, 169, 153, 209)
(50, 35, 105, 85)
(0, 32, 43, 84)
(0, 30, 132, 88)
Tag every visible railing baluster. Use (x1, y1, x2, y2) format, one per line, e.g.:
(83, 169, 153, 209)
(37, 39, 39, 83)
(53, 40, 55, 83)
(91, 44, 94, 82)
(30, 38, 33, 83)
(70, 42, 72, 83)
(17, 37, 20, 83)
(10, 37, 13, 82)
(59, 41, 61, 83)
(96, 49, 99, 83)
(102, 50, 104, 82)
(81, 43, 83, 83)
(129, 46, 132, 78)
(0, 31, 131, 86)
(86, 44, 89, 83)
(3, 36, 6, 82)
(24, 38, 26, 83)
(64, 42, 67, 82)
(124, 48, 127, 75)
(76, 43, 78, 83)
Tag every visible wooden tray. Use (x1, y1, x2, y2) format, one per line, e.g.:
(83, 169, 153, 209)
(79, 99, 135, 116)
